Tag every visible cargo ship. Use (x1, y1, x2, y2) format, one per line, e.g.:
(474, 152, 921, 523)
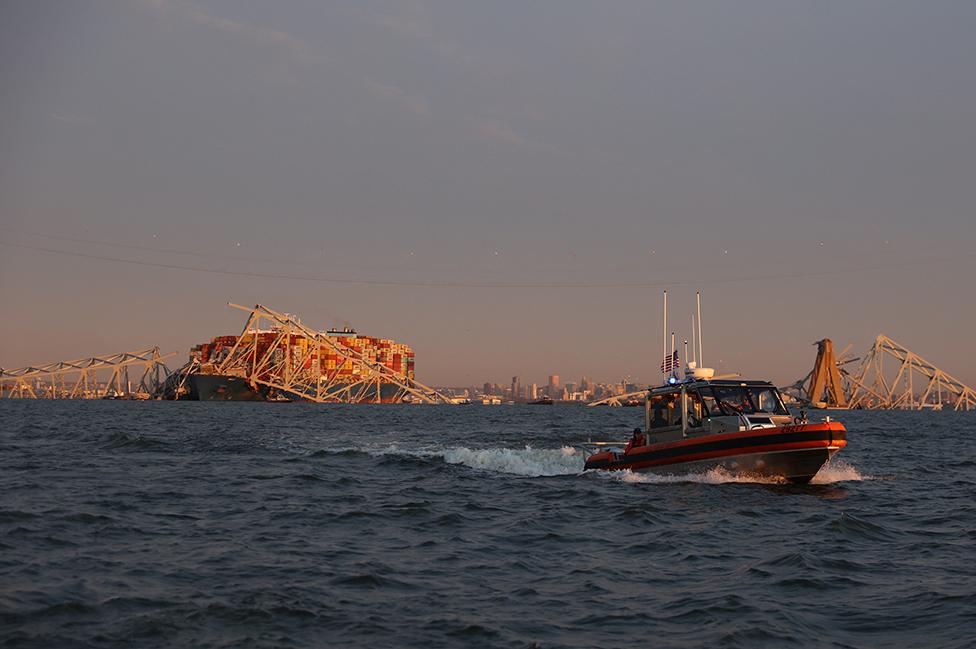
(183, 327, 417, 402)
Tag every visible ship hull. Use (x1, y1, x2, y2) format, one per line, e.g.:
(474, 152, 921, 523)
(584, 422, 846, 484)
(185, 374, 408, 403)
(187, 374, 269, 401)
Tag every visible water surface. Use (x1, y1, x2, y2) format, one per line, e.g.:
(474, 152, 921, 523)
(1, 402, 974, 648)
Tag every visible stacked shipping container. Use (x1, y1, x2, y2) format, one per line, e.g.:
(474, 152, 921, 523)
(189, 329, 416, 384)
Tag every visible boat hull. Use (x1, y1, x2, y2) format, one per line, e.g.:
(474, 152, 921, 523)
(640, 447, 837, 484)
(584, 422, 846, 484)
(187, 374, 269, 401)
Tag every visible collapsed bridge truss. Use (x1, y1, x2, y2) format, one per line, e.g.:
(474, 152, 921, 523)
(785, 335, 976, 411)
(586, 390, 647, 407)
(781, 339, 857, 409)
(1, 347, 176, 399)
(846, 335, 976, 411)
(203, 303, 453, 404)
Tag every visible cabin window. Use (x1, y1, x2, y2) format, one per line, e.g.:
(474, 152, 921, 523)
(706, 385, 789, 416)
(698, 389, 722, 417)
(649, 393, 678, 428)
(685, 390, 706, 428)
(711, 386, 757, 415)
(749, 387, 788, 415)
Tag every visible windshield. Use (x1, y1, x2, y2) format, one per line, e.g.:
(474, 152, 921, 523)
(707, 385, 788, 416)
(711, 386, 756, 414)
(749, 386, 788, 415)
(697, 389, 722, 416)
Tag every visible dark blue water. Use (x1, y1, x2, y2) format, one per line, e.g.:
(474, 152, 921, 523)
(2, 402, 974, 648)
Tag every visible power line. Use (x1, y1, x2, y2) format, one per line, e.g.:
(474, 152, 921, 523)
(0, 226, 349, 268)
(0, 239, 970, 289)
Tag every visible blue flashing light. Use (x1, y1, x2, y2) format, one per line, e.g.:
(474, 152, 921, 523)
(668, 376, 678, 385)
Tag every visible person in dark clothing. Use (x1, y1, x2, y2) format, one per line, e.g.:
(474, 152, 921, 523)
(625, 427, 646, 452)
(652, 395, 674, 428)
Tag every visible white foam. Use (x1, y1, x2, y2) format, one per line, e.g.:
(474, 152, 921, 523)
(605, 459, 871, 485)
(608, 467, 785, 485)
(307, 444, 871, 484)
(315, 444, 585, 477)
(440, 445, 584, 477)
(605, 460, 872, 485)
(811, 459, 869, 484)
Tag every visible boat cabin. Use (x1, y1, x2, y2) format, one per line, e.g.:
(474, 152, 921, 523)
(643, 379, 792, 444)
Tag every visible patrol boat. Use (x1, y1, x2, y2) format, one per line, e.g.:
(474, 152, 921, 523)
(583, 291, 847, 483)
(583, 369, 846, 483)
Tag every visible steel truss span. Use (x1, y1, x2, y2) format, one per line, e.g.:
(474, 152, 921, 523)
(198, 303, 453, 404)
(586, 390, 648, 407)
(846, 335, 976, 411)
(0, 347, 175, 399)
(784, 335, 975, 412)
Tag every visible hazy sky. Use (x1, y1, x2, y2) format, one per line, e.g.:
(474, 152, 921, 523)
(2, 0, 975, 387)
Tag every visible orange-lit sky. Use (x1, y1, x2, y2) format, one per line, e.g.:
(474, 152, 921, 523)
(2, 1, 975, 387)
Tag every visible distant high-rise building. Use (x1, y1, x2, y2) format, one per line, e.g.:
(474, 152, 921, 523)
(483, 382, 493, 396)
(530, 383, 538, 400)
(548, 374, 560, 397)
(511, 376, 521, 403)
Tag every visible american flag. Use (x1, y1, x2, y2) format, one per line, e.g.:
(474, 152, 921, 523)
(660, 351, 679, 373)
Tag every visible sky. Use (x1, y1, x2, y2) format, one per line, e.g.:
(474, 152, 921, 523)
(1, 0, 975, 388)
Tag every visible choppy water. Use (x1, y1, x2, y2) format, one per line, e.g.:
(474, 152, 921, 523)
(1, 402, 974, 648)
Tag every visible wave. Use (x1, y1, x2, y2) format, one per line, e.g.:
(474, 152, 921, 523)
(0, 510, 38, 523)
(600, 456, 875, 486)
(829, 512, 896, 541)
(811, 459, 871, 484)
(102, 431, 166, 450)
(440, 446, 583, 477)
(306, 444, 584, 477)
(608, 467, 786, 485)
(602, 460, 872, 486)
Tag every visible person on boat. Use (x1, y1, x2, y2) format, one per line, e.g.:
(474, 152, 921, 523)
(737, 393, 754, 413)
(624, 428, 646, 452)
(686, 398, 703, 428)
(719, 391, 752, 414)
(651, 395, 673, 428)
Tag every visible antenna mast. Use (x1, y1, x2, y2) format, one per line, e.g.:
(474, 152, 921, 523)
(696, 291, 704, 367)
(662, 291, 668, 375)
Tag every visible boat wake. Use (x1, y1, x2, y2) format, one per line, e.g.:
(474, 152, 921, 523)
(609, 467, 786, 485)
(307, 445, 870, 483)
(810, 459, 870, 484)
(311, 444, 586, 477)
(605, 458, 871, 485)
(440, 445, 583, 477)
